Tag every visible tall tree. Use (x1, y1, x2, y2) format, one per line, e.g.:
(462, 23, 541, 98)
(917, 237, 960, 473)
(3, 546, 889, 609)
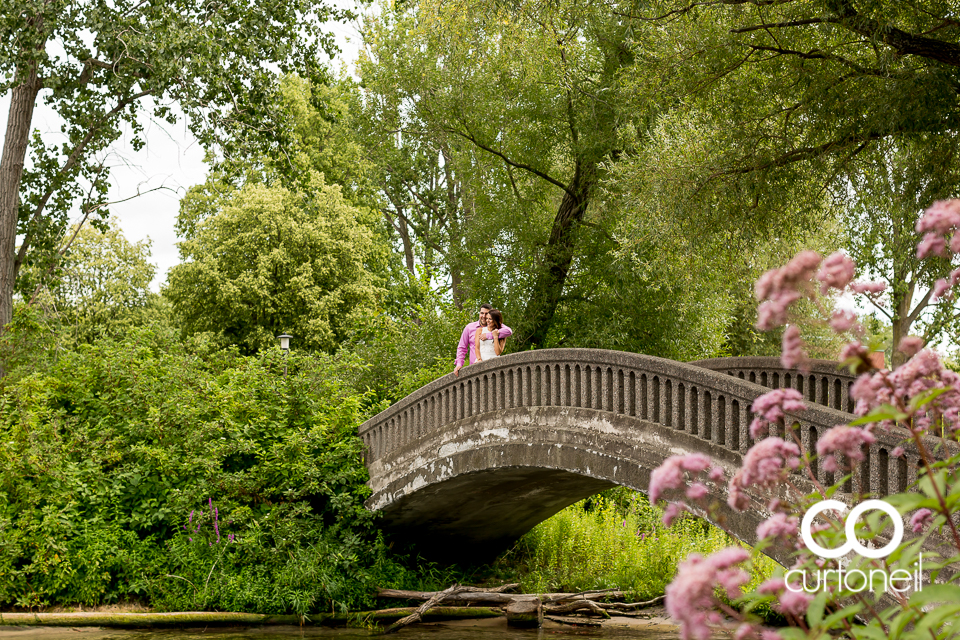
(842, 137, 960, 360)
(360, 0, 634, 349)
(0, 0, 343, 328)
(167, 179, 387, 353)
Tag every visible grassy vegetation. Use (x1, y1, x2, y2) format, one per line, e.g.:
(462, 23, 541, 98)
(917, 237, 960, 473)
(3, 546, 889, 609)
(500, 489, 781, 608)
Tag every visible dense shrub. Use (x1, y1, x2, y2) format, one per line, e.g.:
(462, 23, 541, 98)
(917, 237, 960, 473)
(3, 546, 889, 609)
(0, 323, 399, 613)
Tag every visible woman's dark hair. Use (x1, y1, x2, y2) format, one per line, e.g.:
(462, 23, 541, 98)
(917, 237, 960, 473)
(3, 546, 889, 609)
(488, 309, 503, 330)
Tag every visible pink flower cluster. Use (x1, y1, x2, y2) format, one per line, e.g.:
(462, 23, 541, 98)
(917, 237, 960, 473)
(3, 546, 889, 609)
(916, 200, 960, 301)
(755, 251, 822, 331)
(728, 438, 800, 511)
(758, 578, 812, 618)
(916, 199, 960, 258)
(850, 348, 960, 431)
(649, 453, 713, 504)
(755, 512, 799, 543)
(649, 454, 725, 525)
(816, 252, 856, 294)
(666, 547, 751, 640)
(750, 388, 806, 438)
(910, 508, 935, 533)
(816, 425, 875, 472)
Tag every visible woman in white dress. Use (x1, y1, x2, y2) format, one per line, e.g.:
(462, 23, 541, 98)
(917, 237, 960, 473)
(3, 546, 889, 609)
(475, 309, 506, 362)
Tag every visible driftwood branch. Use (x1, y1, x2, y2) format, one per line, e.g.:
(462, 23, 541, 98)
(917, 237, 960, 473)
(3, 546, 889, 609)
(382, 585, 469, 634)
(544, 599, 611, 618)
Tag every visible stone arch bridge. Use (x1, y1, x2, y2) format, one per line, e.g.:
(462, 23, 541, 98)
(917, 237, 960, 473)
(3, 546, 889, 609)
(358, 349, 926, 563)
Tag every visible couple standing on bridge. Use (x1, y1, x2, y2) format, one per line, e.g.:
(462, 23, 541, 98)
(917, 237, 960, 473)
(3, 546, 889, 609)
(452, 304, 512, 376)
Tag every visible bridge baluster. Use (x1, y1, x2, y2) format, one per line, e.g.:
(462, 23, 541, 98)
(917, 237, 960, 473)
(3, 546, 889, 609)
(877, 447, 890, 495)
(627, 371, 637, 416)
(584, 366, 593, 409)
(542, 365, 551, 407)
(562, 365, 571, 407)
(716, 395, 726, 447)
(677, 383, 686, 431)
(855, 444, 871, 494)
(895, 454, 908, 493)
(833, 378, 842, 411)
(664, 379, 673, 427)
(805, 425, 821, 483)
(702, 391, 712, 440)
(497, 369, 510, 409)
(690, 387, 700, 436)
(617, 369, 625, 415)
(639, 374, 648, 419)
(603, 367, 613, 412)
(729, 399, 741, 452)
(483, 374, 490, 413)
(652, 376, 661, 423)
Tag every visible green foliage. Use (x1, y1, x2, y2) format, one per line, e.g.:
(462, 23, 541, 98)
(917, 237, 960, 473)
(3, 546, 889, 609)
(339, 295, 475, 406)
(25, 224, 166, 343)
(513, 493, 779, 602)
(166, 179, 389, 354)
(0, 322, 402, 613)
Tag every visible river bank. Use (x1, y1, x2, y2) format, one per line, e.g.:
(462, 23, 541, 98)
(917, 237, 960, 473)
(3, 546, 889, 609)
(0, 609, 680, 639)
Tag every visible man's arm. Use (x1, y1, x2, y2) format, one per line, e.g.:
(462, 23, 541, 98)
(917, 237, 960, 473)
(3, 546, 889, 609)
(454, 324, 471, 374)
(498, 324, 513, 339)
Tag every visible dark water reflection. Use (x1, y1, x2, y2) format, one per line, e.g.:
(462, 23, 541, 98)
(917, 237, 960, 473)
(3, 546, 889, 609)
(0, 618, 680, 640)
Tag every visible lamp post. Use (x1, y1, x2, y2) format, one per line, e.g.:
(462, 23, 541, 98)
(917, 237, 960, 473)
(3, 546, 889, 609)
(278, 334, 292, 376)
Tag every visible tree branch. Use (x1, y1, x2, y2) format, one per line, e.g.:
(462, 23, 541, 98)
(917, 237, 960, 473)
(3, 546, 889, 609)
(15, 88, 154, 277)
(822, 0, 960, 68)
(731, 18, 831, 33)
(446, 126, 573, 198)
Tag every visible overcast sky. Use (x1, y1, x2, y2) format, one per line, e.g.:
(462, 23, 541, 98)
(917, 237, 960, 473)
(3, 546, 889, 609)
(3, 8, 364, 292)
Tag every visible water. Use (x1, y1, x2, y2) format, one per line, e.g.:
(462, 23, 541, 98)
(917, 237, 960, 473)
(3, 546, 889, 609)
(0, 617, 680, 640)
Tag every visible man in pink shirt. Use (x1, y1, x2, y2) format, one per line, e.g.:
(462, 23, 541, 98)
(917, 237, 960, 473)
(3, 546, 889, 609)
(453, 304, 514, 376)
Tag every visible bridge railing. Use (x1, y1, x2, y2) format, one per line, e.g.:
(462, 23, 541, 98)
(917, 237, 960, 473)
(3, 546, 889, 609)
(692, 357, 858, 414)
(358, 349, 930, 498)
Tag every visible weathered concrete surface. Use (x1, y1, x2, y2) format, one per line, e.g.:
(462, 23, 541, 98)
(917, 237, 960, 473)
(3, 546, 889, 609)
(368, 405, 774, 562)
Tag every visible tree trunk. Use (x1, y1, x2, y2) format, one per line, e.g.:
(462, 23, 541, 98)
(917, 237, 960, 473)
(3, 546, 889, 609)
(514, 159, 595, 349)
(0, 61, 42, 328)
(890, 268, 915, 369)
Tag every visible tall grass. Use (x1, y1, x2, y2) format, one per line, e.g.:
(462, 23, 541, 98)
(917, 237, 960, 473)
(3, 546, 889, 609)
(508, 490, 780, 603)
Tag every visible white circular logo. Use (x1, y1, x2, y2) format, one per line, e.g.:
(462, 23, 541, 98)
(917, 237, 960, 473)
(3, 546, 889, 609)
(800, 499, 904, 559)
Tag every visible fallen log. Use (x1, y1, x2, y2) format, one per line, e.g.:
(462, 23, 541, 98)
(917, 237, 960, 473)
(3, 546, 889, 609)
(594, 595, 665, 610)
(541, 588, 623, 604)
(377, 590, 516, 605)
(0, 607, 503, 628)
(544, 600, 610, 618)
(377, 587, 626, 605)
(382, 584, 469, 634)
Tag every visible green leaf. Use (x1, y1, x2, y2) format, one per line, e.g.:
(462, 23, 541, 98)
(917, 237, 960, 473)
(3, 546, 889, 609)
(910, 584, 960, 606)
(807, 589, 828, 628)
